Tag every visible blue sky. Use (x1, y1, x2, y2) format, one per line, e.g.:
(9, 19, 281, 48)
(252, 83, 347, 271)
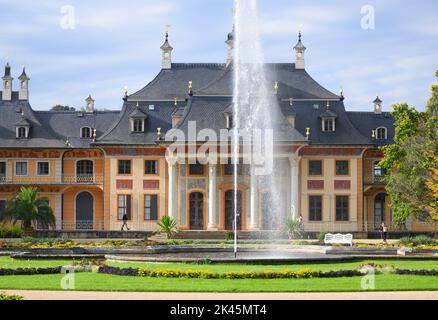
(0, 0, 437, 111)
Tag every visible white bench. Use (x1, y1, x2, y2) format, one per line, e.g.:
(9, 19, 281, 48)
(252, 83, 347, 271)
(324, 233, 353, 246)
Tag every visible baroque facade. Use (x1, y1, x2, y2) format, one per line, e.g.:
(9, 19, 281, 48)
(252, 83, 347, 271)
(0, 30, 435, 233)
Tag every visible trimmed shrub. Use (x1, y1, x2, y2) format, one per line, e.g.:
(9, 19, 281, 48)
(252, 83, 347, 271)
(399, 235, 437, 246)
(0, 292, 23, 300)
(98, 266, 138, 277)
(318, 230, 329, 242)
(0, 223, 23, 238)
(0, 267, 62, 276)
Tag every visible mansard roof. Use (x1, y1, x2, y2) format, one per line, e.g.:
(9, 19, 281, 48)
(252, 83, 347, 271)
(37, 110, 120, 148)
(0, 92, 66, 148)
(347, 111, 395, 145)
(96, 100, 174, 145)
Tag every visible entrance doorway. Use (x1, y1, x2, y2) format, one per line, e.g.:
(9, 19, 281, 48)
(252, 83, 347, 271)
(225, 190, 242, 230)
(374, 193, 386, 229)
(189, 192, 204, 230)
(76, 191, 94, 230)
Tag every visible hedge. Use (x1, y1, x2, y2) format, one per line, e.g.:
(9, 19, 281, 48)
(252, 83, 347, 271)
(0, 292, 23, 300)
(0, 267, 62, 276)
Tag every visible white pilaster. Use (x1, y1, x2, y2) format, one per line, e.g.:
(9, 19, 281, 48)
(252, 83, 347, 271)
(55, 194, 62, 230)
(289, 154, 300, 219)
(248, 169, 259, 230)
(207, 164, 218, 230)
(167, 161, 178, 221)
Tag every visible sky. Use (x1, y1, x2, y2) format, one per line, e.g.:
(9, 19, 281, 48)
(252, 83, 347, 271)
(0, 0, 437, 112)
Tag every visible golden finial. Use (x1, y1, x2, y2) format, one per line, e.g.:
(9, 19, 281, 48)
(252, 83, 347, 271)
(174, 97, 178, 107)
(157, 127, 162, 140)
(188, 81, 193, 95)
(306, 127, 311, 140)
(274, 81, 279, 95)
(123, 86, 128, 97)
(372, 130, 376, 139)
(289, 98, 293, 106)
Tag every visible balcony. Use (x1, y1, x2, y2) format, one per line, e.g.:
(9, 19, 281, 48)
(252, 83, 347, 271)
(0, 174, 103, 185)
(62, 174, 103, 185)
(364, 175, 386, 185)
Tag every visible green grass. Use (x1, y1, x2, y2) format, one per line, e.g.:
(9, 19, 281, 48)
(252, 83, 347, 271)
(1, 256, 438, 272)
(1, 257, 438, 292)
(0, 273, 437, 292)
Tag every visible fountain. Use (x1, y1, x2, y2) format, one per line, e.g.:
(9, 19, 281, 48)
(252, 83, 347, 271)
(232, 0, 287, 256)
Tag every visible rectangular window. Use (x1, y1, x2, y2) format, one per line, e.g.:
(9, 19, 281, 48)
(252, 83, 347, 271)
(0, 162, 6, 178)
(0, 200, 6, 214)
(224, 164, 242, 176)
(309, 195, 322, 221)
(323, 119, 335, 132)
(309, 160, 322, 176)
(37, 162, 50, 176)
(336, 196, 349, 221)
(144, 195, 158, 220)
(336, 160, 349, 175)
(145, 160, 158, 175)
(118, 160, 131, 175)
(117, 195, 131, 220)
(133, 119, 144, 133)
(15, 161, 28, 176)
(189, 163, 204, 175)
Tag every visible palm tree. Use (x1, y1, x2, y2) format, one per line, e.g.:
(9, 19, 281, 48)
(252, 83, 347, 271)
(283, 217, 303, 240)
(0, 187, 56, 234)
(156, 216, 179, 239)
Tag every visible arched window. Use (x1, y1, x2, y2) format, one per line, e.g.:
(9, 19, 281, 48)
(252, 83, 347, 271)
(81, 127, 92, 139)
(376, 127, 387, 140)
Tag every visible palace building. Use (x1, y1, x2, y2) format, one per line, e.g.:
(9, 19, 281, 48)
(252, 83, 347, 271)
(0, 29, 435, 234)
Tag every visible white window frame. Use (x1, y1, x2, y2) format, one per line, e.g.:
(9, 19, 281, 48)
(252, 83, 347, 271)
(36, 161, 50, 176)
(322, 118, 335, 132)
(376, 127, 387, 140)
(80, 127, 92, 139)
(132, 119, 145, 133)
(15, 160, 29, 177)
(16, 126, 29, 139)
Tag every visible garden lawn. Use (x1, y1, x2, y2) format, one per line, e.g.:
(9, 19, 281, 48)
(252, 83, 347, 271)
(0, 273, 438, 292)
(1, 256, 438, 272)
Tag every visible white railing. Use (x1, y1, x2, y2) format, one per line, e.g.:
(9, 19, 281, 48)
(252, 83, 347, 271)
(62, 174, 103, 184)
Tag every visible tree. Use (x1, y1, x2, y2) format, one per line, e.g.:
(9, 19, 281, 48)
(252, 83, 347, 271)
(0, 187, 56, 232)
(381, 71, 438, 224)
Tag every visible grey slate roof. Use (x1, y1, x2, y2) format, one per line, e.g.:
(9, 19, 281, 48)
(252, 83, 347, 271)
(0, 92, 66, 148)
(292, 100, 372, 145)
(347, 111, 395, 146)
(36, 110, 120, 148)
(96, 100, 174, 145)
(171, 96, 307, 143)
(196, 63, 340, 100)
(129, 63, 225, 100)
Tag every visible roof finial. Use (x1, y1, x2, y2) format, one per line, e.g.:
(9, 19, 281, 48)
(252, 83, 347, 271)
(326, 101, 330, 109)
(274, 81, 279, 95)
(188, 81, 193, 96)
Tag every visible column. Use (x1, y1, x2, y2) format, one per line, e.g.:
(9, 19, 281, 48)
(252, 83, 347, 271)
(248, 169, 259, 230)
(289, 154, 300, 219)
(207, 164, 218, 230)
(167, 160, 178, 221)
(55, 194, 62, 230)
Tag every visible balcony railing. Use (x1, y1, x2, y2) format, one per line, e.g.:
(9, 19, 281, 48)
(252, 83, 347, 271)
(62, 174, 103, 184)
(61, 220, 105, 231)
(0, 174, 103, 185)
(364, 175, 386, 185)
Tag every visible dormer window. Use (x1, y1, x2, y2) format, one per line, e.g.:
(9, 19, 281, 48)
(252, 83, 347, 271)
(376, 127, 387, 140)
(81, 127, 92, 139)
(17, 127, 27, 139)
(320, 104, 337, 133)
(322, 118, 335, 132)
(133, 119, 144, 133)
